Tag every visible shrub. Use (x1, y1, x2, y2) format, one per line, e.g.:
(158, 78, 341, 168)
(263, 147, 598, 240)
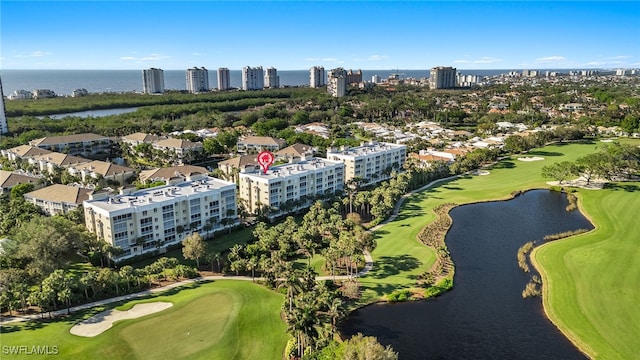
(387, 289, 412, 302)
(517, 241, 535, 273)
(544, 228, 589, 241)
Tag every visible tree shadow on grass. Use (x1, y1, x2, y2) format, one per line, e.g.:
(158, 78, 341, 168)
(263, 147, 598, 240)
(491, 161, 516, 169)
(527, 150, 564, 157)
(603, 183, 640, 192)
(368, 255, 421, 279)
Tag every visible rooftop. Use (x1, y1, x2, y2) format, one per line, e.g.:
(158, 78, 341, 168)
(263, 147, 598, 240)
(85, 176, 235, 213)
(239, 157, 343, 182)
(24, 184, 91, 205)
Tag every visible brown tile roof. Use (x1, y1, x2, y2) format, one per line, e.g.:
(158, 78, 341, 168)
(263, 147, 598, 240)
(0, 170, 41, 189)
(139, 165, 209, 183)
(275, 143, 315, 157)
(30, 133, 109, 146)
(218, 155, 259, 168)
(153, 138, 202, 149)
(122, 132, 161, 143)
(239, 136, 286, 147)
(31, 152, 91, 167)
(76, 161, 136, 176)
(6, 145, 52, 158)
(24, 184, 91, 205)
(409, 153, 450, 162)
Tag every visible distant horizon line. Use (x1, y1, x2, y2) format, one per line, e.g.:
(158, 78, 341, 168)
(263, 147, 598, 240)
(0, 67, 631, 72)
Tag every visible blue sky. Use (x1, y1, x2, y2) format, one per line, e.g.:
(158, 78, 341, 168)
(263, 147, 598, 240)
(1, 1, 638, 70)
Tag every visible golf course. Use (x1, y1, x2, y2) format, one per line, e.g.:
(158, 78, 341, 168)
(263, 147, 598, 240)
(1, 140, 638, 359)
(0, 280, 288, 360)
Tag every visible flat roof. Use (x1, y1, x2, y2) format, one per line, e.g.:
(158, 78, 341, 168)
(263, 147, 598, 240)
(328, 142, 406, 157)
(85, 176, 234, 213)
(239, 158, 343, 183)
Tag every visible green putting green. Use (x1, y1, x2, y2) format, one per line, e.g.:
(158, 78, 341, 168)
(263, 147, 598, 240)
(0, 281, 287, 360)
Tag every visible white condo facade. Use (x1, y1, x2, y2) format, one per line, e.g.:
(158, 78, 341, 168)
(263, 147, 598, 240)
(142, 68, 165, 94)
(217, 67, 231, 90)
(84, 175, 238, 260)
(265, 67, 280, 89)
(238, 156, 344, 216)
(327, 68, 347, 97)
(0, 77, 7, 134)
(310, 66, 326, 88)
(429, 66, 457, 89)
(186, 67, 209, 93)
(326, 141, 407, 187)
(242, 66, 264, 90)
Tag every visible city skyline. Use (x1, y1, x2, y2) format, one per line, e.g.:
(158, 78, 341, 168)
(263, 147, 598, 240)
(1, 1, 639, 71)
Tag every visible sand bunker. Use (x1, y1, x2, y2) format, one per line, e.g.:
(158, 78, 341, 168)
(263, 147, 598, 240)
(517, 156, 545, 162)
(473, 170, 490, 176)
(70, 302, 173, 337)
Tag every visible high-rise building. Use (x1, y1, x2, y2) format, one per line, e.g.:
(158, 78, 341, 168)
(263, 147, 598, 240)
(0, 77, 8, 134)
(242, 66, 264, 90)
(217, 67, 231, 90)
(327, 68, 347, 97)
(310, 66, 326, 88)
(186, 67, 209, 93)
(265, 67, 280, 89)
(347, 69, 363, 84)
(142, 68, 165, 94)
(429, 66, 457, 89)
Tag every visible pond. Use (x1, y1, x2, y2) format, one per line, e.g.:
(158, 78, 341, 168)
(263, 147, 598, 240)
(341, 190, 593, 359)
(38, 107, 138, 119)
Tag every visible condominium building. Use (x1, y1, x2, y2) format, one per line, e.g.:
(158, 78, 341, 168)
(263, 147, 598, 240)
(142, 68, 165, 94)
(236, 136, 287, 155)
(186, 67, 209, 93)
(429, 66, 457, 89)
(347, 69, 363, 84)
(265, 67, 280, 89)
(326, 141, 407, 186)
(241, 66, 264, 90)
(327, 68, 347, 97)
(217, 67, 231, 90)
(0, 170, 42, 194)
(24, 184, 92, 216)
(310, 66, 325, 88)
(238, 156, 344, 216)
(29, 133, 112, 158)
(84, 174, 237, 260)
(0, 77, 8, 134)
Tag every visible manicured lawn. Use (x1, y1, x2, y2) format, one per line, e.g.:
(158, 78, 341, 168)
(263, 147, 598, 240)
(532, 186, 640, 360)
(0, 280, 287, 360)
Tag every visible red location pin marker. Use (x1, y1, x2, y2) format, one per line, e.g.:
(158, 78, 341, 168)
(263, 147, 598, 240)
(257, 151, 275, 174)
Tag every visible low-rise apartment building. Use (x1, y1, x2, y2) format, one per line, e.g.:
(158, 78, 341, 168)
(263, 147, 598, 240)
(326, 141, 407, 186)
(24, 184, 91, 216)
(236, 136, 286, 155)
(67, 160, 137, 185)
(29, 133, 112, 158)
(238, 156, 344, 216)
(0, 170, 42, 194)
(83, 175, 237, 260)
(151, 138, 204, 165)
(0, 145, 52, 161)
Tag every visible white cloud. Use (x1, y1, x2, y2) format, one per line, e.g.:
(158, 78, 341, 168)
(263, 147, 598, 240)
(473, 57, 503, 64)
(368, 54, 388, 61)
(535, 56, 567, 63)
(120, 53, 171, 62)
(192, 52, 202, 56)
(15, 50, 52, 58)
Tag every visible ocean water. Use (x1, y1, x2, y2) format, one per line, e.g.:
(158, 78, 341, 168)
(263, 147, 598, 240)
(0, 69, 517, 96)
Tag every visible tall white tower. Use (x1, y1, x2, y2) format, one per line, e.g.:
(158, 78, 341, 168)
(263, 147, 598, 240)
(327, 68, 347, 97)
(265, 67, 279, 89)
(217, 67, 231, 90)
(241, 66, 264, 90)
(186, 67, 209, 93)
(0, 77, 8, 134)
(142, 68, 165, 94)
(310, 66, 325, 88)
